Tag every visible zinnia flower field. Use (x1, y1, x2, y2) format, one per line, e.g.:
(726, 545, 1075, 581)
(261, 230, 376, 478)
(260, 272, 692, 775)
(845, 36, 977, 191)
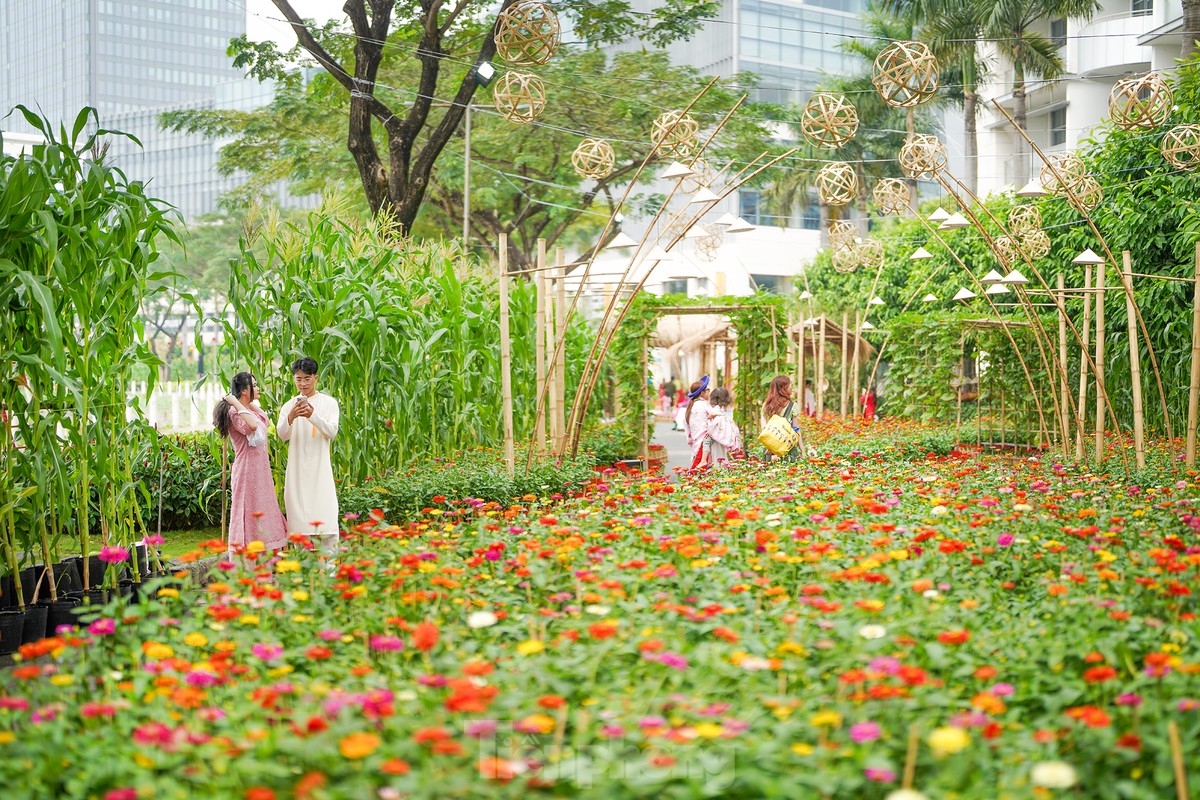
(2, 420, 1198, 800)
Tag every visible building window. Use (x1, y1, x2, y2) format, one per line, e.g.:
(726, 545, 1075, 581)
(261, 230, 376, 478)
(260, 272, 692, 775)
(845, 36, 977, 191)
(740, 190, 760, 225)
(1131, 0, 1152, 16)
(662, 279, 689, 296)
(751, 274, 784, 294)
(802, 200, 820, 230)
(1050, 107, 1067, 147)
(1050, 18, 1067, 48)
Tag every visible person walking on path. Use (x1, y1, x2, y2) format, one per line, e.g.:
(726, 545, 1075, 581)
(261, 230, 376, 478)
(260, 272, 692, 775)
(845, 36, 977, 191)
(761, 375, 802, 461)
(700, 386, 743, 468)
(684, 376, 712, 469)
(214, 372, 288, 552)
(277, 357, 341, 563)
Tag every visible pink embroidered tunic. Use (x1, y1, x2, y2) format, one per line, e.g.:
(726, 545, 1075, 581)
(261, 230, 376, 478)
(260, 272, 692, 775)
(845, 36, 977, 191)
(226, 406, 288, 550)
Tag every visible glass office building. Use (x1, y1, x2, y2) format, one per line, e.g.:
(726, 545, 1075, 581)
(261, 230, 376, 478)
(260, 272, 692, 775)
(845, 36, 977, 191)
(1, 0, 247, 218)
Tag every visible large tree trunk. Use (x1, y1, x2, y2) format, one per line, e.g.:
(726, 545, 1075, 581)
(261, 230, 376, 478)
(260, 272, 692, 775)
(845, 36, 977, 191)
(905, 107, 918, 208)
(1184, 0, 1200, 58)
(963, 59, 978, 195)
(819, 201, 831, 247)
(1012, 55, 1029, 186)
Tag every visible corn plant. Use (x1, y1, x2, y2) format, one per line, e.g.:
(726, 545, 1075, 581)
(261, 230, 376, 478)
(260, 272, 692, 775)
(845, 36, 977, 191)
(220, 199, 593, 484)
(0, 108, 178, 591)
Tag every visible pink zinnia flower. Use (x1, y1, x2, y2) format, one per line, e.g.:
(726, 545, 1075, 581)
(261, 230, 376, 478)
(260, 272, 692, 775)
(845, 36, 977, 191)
(250, 643, 284, 661)
(997, 533, 1014, 547)
(466, 719, 498, 738)
(88, 618, 116, 636)
(1115, 693, 1143, 707)
(97, 546, 129, 564)
(143, 534, 165, 546)
(865, 767, 896, 782)
(105, 789, 138, 800)
(850, 721, 882, 743)
(369, 634, 405, 652)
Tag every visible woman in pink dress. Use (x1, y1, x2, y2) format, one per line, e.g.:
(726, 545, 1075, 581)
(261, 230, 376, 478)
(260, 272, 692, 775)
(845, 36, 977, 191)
(212, 372, 288, 551)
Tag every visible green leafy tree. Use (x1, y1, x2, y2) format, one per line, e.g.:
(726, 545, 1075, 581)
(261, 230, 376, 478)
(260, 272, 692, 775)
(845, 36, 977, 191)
(171, 0, 724, 238)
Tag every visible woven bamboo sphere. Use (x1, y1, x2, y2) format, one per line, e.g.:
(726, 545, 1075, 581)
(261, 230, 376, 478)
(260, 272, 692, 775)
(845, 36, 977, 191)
(492, 71, 547, 124)
(828, 219, 856, 245)
(694, 227, 723, 262)
(831, 240, 859, 273)
(898, 133, 947, 181)
(651, 110, 699, 159)
(680, 159, 715, 195)
(872, 41, 940, 109)
(994, 235, 1019, 267)
(817, 161, 859, 206)
(1021, 229, 1052, 260)
(856, 238, 885, 270)
(1161, 124, 1200, 169)
(571, 138, 615, 180)
(800, 92, 859, 149)
(494, 1, 561, 66)
(1109, 72, 1173, 131)
(873, 177, 909, 215)
(1067, 175, 1104, 213)
(1039, 152, 1088, 196)
(1008, 205, 1042, 236)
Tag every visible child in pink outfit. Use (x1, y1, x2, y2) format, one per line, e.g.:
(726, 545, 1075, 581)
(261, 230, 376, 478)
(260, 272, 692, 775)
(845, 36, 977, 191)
(700, 387, 743, 468)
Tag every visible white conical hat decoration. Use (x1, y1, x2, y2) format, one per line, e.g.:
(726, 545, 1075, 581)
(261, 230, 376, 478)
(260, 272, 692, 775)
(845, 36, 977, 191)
(1015, 179, 1049, 198)
(860, 320, 876, 330)
(798, 290, 814, 300)
(938, 212, 969, 230)
(606, 232, 639, 249)
(713, 212, 738, 226)
(985, 283, 1011, 295)
(1002, 269, 1029, 285)
(980, 269, 1005, 285)
(687, 187, 720, 204)
(725, 217, 756, 233)
(922, 293, 939, 302)
(1072, 248, 1105, 265)
(929, 207, 951, 222)
(910, 246, 934, 260)
(661, 161, 694, 179)
(953, 287, 977, 301)
(869, 296, 884, 305)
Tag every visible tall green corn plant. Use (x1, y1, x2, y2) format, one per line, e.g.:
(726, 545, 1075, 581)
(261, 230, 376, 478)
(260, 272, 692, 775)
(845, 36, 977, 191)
(0, 108, 177, 589)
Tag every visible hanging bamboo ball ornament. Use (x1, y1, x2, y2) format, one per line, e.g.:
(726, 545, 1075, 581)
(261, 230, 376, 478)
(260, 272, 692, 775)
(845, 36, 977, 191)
(492, 71, 547, 124)
(817, 162, 859, 206)
(873, 177, 909, 215)
(651, 110, 699, 159)
(1067, 175, 1104, 213)
(898, 133, 947, 181)
(831, 240, 859, 273)
(1039, 152, 1087, 196)
(1008, 205, 1042, 236)
(571, 138, 615, 179)
(680, 159, 715, 194)
(872, 41, 940, 108)
(800, 92, 859, 149)
(1021, 229, 1052, 260)
(856, 238, 885, 270)
(1161, 124, 1200, 169)
(694, 227, 723, 262)
(994, 235, 1020, 267)
(828, 219, 856, 242)
(1109, 72, 1173, 131)
(494, 1, 561, 66)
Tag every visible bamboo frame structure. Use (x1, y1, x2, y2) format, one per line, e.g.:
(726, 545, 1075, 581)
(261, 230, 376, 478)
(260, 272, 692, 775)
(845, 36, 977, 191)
(816, 317, 827, 417)
(1096, 261, 1107, 460)
(1057, 274, 1069, 449)
(1076, 265, 1092, 460)
(555, 247, 567, 451)
(534, 239, 547, 452)
(544, 240, 559, 448)
(993, 101, 1175, 463)
(840, 310, 849, 417)
(853, 311, 862, 416)
(1123, 252, 1146, 468)
(1189, 244, 1200, 465)
(498, 234, 515, 475)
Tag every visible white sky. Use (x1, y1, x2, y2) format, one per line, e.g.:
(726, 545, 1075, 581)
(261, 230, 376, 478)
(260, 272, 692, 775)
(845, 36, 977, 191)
(244, 0, 341, 48)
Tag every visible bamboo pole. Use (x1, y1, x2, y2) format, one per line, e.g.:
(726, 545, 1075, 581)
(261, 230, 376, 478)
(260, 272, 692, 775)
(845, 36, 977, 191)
(1095, 260, 1107, 461)
(853, 311, 862, 417)
(1057, 273, 1070, 456)
(499, 234, 515, 476)
(1168, 721, 1189, 800)
(535, 239, 547, 453)
(797, 320, 806, 415)
(545, 244, 559, 448)
(640, 332, 649, 466)
(1123, 252, 1146, 469)
(840, 311, 849, 418)
(555, 248, 567, 452)
(1076, 264, 1092, 461)
(1187, 242, 1200, 466)
(816, 317, 826, 417)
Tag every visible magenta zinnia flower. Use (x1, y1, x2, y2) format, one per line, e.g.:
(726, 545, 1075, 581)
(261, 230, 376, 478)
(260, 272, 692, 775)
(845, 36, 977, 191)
(368, 634, 405, 652)
(850, 721, 882, 743)
(88, 618, 116, 636)
(250, 643, 284, 661)
(97, 546, 129, 564)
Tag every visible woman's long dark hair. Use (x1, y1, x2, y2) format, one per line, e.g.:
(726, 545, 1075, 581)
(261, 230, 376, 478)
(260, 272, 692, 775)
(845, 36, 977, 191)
(213, 372, 255, 438)
(684, 380, 708, 426)
(762, 375, 792, 418)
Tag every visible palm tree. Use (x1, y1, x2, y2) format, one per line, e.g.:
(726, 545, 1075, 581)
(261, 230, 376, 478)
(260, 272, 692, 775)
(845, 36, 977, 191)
(1184, 0, 1200, 57)
(979, 0, 1101, 184)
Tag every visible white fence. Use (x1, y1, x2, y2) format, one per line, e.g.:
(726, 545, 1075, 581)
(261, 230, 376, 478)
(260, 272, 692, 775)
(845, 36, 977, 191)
(128, 381, 225, 433)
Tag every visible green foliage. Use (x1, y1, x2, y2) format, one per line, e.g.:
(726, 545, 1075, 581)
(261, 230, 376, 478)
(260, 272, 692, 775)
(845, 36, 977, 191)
(338, 448, 599, 519)
(219, 200, 595, 483)
(0, 108, 177, 592)
(134, 433, 223, 532)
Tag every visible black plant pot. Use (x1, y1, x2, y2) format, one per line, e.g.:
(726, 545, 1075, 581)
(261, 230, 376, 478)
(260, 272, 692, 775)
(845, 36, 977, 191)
(45, 597, 82, 633)
(83, 557, 109, 590)
(0, 574, 14, 609)
(118, 580, 137, 599)
(132, 543, 156, 578)
(21, 604, 48, 644)
(0, 610, 26, 655)
(55, 558, 83, 595)
(19, 565, 47, 606)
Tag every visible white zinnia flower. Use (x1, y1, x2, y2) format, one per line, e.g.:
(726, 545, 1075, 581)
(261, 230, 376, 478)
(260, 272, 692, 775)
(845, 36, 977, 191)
(858, 624, 887, 640)
(885, 790, 931, 800)
(1030, 760, 1077, 789)
(467, 611, 499, 629)
(584, 604, 611, 616)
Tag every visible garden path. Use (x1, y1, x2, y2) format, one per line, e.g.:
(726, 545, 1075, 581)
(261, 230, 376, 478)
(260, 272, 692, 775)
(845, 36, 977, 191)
(654, 420, 692, 479)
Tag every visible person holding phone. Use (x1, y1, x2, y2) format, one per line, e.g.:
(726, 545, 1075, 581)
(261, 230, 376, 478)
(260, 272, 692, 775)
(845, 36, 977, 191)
(277, 357, 341, 565)
(213, 371, 288, 552)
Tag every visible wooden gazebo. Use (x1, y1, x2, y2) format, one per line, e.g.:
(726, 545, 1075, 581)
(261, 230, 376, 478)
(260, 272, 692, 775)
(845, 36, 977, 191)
(788, 315, 877, 417)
